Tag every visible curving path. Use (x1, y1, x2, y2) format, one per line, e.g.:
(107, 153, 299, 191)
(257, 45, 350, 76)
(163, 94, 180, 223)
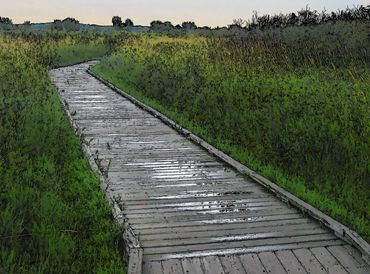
(51, 62, 369, 274)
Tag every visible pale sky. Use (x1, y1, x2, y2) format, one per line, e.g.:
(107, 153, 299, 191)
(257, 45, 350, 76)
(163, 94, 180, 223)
(1, 0, 368, 27)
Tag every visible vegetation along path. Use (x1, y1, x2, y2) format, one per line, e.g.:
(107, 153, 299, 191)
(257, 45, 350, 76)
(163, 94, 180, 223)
(51, 62, 370, 274)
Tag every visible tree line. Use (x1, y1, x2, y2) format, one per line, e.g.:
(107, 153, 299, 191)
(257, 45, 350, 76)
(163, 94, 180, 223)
(1, 5, 368, 32)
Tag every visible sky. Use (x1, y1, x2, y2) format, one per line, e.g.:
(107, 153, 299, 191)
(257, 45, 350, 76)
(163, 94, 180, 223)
(1, 0, 368, 27)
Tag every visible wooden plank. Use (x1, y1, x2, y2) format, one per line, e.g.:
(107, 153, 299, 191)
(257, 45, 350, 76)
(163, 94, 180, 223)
(327, 245, 369, 274)
(125, 205, 290, 220)
(202, 256, 225, 274)
(132, 213, 304, 230)
(275, 250, 307, 274)
(239, 253, 267, 274)
(143, 234, 338, 255)
(127, 208, 297, 225)
(258, 252, 287, 274)
(181, 257, 204, 274)
(219, 255, 246, 274)
(293, 248, 327, 274)
(139, 223, 320, 241)
(125, 198, 281, 211)
(343, 245, 368, 265)
(141, 228, 327, 248)
(136, 218, 312, 235)
(143, 260, 163, 274)
(310, 247, 348, 274)
(162, 259, 184, 274)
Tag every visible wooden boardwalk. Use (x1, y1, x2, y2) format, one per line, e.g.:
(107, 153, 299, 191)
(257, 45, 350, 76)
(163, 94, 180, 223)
(51, 62, 370, 274)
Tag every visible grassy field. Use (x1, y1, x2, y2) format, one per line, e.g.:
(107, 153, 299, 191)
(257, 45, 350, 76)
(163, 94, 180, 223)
(0, 34, 126, 273)
(92, 21, 370, 241)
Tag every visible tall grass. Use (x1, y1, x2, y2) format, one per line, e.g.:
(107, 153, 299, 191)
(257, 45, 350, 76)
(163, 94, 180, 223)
(0, 34, 126, 273)
(92, 21, 370, 241)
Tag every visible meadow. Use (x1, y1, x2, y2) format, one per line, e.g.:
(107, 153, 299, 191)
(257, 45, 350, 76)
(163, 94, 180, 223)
(0, 33, 126, 273)
(92, 20, 370, 241)
(0, 7, 369, 272)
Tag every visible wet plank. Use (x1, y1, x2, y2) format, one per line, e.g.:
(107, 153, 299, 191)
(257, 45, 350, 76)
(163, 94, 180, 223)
(143, 234, 338, 255)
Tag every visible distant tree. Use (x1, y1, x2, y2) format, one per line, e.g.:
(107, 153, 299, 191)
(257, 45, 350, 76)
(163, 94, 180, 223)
(62, 17, 80, 31)
(150, 20, 174, 32)
(23, 20, 31, 25)
(0, 17, 12, 24)
(112, 16, 123, 27)
(181, 21, 197, 30)
(125, 18, 134, 27)
(52, 19, 63, 31)
(51, 18, 79, 31)
(0, 16, 13, 30)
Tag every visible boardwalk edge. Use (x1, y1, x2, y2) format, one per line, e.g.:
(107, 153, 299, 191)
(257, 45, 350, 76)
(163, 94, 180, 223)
(87, 65, 370, 264)
(53, 69, 143, 274)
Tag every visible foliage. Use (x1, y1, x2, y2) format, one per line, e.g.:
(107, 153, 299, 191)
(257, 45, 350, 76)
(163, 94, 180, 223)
(112, 16, 123, 28)
(52, 18, 80, 32)
(92, 21, 370, 241)
(112, 17, 134, 28)
(246, 5, 370, 30)
(0, 34, 126, 273)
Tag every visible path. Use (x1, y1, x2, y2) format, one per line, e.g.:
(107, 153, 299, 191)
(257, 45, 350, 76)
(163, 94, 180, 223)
(51, 62, 369, 274)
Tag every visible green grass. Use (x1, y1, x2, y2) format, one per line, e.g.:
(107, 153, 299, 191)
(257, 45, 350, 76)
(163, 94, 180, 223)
(56, 44, 108, 67)
(0, 35, 126, 273)
(91, 26, 370, 242)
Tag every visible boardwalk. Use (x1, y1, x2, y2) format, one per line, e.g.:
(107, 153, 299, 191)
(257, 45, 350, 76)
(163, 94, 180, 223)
(51, 62, 370, 274)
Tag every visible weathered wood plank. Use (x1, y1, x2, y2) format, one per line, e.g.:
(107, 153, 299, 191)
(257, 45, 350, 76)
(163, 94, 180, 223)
(135, 218, 312, 235)
(219, 255, 246, 274)
(258, 252, 287, 274)
(144, 239, 345, 261)
(327, 245, 369, 274)
(140, 228, 328, 248)
(143, 260, 163, 274)
(275, 250, 307, 274)
(143, 234, 338, 255)
(293, 248, 327, 274)
(310, 247, 348, 274)
(181, 257, 204, 274)
(162, 259, 184, 274)
(132, 213, 304, 230)
(239, 253, 267, 274)
(202, 256, 225, 274)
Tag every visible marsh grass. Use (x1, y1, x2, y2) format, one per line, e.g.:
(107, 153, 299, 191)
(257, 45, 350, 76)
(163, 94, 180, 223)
(0, 34, 126, 273)
(56, 44, 108, 67)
